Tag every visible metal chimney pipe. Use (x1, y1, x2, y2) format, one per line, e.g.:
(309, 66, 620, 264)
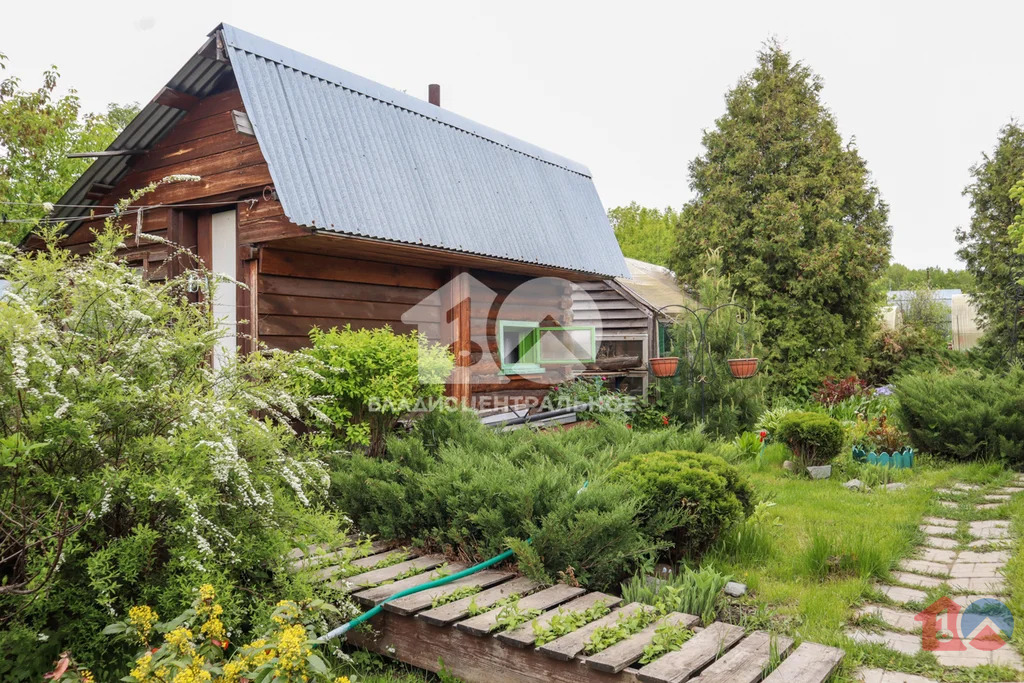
(428, 84, 441, 106)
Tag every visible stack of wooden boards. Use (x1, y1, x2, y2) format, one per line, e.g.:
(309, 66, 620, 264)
(291, 539, 846, 683)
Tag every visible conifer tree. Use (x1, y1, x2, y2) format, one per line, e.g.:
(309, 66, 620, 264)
(957, 123, 1024, 358)
(671, 43, 891, 393)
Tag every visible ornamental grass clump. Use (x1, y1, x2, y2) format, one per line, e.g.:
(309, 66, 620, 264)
(0, 184, 347, 678)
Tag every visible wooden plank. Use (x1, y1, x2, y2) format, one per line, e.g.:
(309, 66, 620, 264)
(417, 576, 543, 627)
(455, 584, 585, 637)
(586, 612, 700, 674)
(258, 315, 438, 339)
(347, 610, 633, 683)
(538, 602, 652, 662)
(354, 562, 470, 607)
(289, 539, 391, 570)
(761, 642, 844, 683)
(259, 293, 421, 321)
(155, 110, 237, 149)
(636, 622, 745, 683)
(497, 592, 622, 649)
(310, 550, 410, 582)
(690, 631, 794, 683)
(329, 555, 443, 593)
(258, 274, 436, 304)
(260, 247, 445, 289)
(133, 130, 258, 174)
(154, 86, 200, 111)
(383, 570, 515, 616)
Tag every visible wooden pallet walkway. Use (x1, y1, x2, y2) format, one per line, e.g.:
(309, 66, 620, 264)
(292, 541, 845, 683)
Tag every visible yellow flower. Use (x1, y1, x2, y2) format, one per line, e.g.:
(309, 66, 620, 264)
(198, 584, 216, 602)
(79, 671, 95, 683)
(128, 605, 159, 643)
(129, 654, 152, 681)
(271, 599, 300, 626)
(165, 626, 195, 655)
(200, 615, 226, 642)
(273, 623, 308, 675)
(334, 677, 351, 683)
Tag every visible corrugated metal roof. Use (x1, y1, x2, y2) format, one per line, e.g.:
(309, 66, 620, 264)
(615, 258, 696, 314)
(50, 36, 233, 227)
(221, 24, 628, 278)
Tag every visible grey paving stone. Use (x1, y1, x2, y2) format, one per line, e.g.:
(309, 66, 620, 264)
(856, 604, 921, 632)
(948, 576, 1007, 593)
(922, 517, 957, 527)
(879, 584, 928, 604)
(920, 524, 956, 536)
(855, 669, 938, 683)
(920, 548, 957, 563)
(968, 538, 1013, 549)
(949, 562, 1004, 579)
(892, 571, 944, 588)
(977, 503, 1002, 510)
(899, 559, 950, 576)
(956, 550, 1009, 563)
(950, 593, 1002, 608)
(923, 536, 958, 549)
(932, 648, 993, 667)
(953, 483, 980, 491)
(848, 629, 921, 655)
(936, 500, 958, 509)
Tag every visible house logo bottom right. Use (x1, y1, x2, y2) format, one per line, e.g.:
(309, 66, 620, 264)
(917, 597, 1014, 651)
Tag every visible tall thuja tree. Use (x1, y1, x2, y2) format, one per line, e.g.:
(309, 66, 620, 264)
(0, 53, 138, 242)
(957, 124, 1024, 358)
(609, 203, 681, 268)
(671, 43, 891, 394)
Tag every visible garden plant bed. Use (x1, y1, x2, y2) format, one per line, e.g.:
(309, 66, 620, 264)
(295, 541, 846, 683)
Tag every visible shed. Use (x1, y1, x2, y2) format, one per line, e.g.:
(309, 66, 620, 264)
(569, 258, 694, 395)
(25, 24, 628, 411)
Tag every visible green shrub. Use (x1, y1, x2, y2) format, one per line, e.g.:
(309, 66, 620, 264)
(304, 325, 453, 456)
(331, 414, 738, 589)
(0, 210, 343, 678)
(607, 450, 753, 560)
(775, 412, 844, 467)
(895, 367, 1024, 466)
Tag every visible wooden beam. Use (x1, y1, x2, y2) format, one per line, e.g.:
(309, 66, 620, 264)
(154, 86, 200, 111)
(67, 150, 144, 158)
(448, 267, 472, 405)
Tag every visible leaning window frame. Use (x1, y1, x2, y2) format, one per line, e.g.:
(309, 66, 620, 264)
(497, 320, 542, 375)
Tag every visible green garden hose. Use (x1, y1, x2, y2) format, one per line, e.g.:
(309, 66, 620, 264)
(317, 545, 521, 643)
(318, 480, 589, 644)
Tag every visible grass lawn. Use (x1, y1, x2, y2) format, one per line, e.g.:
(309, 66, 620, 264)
(706, 445, 1024, 682)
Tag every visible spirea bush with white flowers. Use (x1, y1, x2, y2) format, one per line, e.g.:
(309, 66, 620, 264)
(0, 190, 347, 679)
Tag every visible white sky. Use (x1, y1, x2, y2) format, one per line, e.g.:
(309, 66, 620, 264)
(4, 0, 1022, 269)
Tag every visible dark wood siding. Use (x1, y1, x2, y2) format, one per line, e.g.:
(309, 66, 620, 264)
(256, 234, 574, 409)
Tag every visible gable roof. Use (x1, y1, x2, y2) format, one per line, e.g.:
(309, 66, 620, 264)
(51, 24, 628, 278)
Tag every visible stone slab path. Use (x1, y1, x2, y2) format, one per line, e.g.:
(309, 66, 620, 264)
(850, 474, 1024, 680)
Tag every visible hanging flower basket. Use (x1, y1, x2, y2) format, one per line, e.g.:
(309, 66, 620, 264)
(727, 357, 759, 379)
(650, 357, 680, 378)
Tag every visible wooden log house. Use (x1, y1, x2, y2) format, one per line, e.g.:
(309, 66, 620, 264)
(27, 24, 630, 410)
